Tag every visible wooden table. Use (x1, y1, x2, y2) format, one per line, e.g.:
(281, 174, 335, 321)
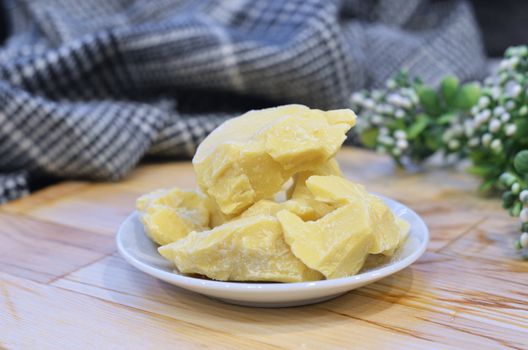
(1, 148, 527, 349)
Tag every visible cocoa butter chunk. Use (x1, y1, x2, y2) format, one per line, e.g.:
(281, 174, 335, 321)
(305, 175, 404, 255)
(192, 105, 356, 215)
(136, 188, 210, 246)
(158, 215, 323, 282)
(277, 203, 373, 279)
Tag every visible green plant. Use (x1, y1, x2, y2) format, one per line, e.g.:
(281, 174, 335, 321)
(350, 46, 528, 258)
(351, 72, 480, 167)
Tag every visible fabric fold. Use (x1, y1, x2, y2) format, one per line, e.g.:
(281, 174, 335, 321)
(0, 0, 486, 203)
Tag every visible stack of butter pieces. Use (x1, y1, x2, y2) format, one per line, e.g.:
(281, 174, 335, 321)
(137, 105, 410, 282)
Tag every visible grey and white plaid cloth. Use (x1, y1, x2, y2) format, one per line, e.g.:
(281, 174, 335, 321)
(0, 0, 486, 203)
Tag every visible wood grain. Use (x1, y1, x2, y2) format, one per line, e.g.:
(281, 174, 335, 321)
(0, 212, 114, 283)
(53, 254, 526, 349)
(0, 273, 274, 349)
(1, 147, 526, 349)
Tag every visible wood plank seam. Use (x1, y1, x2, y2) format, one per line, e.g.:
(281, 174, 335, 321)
(435, 216, 488, 253)
(432, 252, 528, 287)
(1, 261, 56, 278)
(1, 206, 121, 238)
(321, 308, 438, 344)
(414, 316, 525, 350)
(0, 210, 116, 243)
(353, 282, 528, 332)
(53, 271, 526, 349)
(49, 280, 284, 350)
(46, 253, 115, 285)
(55, 276, 156, 300)
(54, 276, 282, 324)
(56, 264, 528, 342)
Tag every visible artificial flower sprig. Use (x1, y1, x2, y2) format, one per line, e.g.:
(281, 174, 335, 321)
(498, 150, 528, 252)
(350, 71, 480, 167)
(459, 45, 528, 255)
(350, 46, 528, 258)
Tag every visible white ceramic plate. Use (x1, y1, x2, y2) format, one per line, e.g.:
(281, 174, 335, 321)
(116, 196, 429, 308)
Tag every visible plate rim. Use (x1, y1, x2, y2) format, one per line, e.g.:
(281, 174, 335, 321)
(116, 195, 429, 293)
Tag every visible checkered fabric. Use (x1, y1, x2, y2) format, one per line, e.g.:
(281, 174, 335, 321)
(0, 0, 486, 203)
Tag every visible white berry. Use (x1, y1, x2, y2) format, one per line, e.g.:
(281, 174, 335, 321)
(520, 208, 528, 223)
(520, 190, 528, 203)
(505, 124, 517, 136)
(520, 232, 528, 248)
(490, 139, 502, 151)
(448, 139, 460, 150)
(489, 119, 501, 133)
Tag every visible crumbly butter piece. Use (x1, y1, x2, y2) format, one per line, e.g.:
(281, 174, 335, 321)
(383, 218, 411, 256)
(240, 199, 315, 221)
(305, 175, 402, 255)
(289, 172, 334, 220)
(136, 188, 210, 246)
(204, 194, 235, 228)
(260, 113, 351, 171)
(277, 203, 373, 279)
(287, 158, 343, 220)
(367, 196, 402, 255)
(193, 105, 356, 215)
(304, 174, 369, 203)
(158, 215, 323, 282)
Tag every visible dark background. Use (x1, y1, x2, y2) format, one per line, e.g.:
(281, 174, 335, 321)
(470, 0, 528, 57)
(0, 0, 7, 43)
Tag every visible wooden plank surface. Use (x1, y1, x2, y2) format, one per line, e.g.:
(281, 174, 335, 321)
(1, 147, 527, 349)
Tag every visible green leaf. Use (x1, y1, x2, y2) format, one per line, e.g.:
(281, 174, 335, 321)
(390, 118, 406, 130)
(407, 115, 430, 140)
(416, 85, 441, 116)
(441, 75, 459, 107)
(360, 128, 379, 149)
(424, 136, 441, 152)
(469, 150, 491, 163)
(502, 190, 515, 207)
(479, 179, 496, 193)
(453, 83, 481, 110)
(510, 201, 523, 216)
(514, 150, 528, 174)
(467, 165, 495, 177)
(437, 112, 456, 125)
(515, 119, 528, 135)
(394, 70, 411, 86)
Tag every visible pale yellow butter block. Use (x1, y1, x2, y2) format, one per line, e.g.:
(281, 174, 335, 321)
(367, 196, 401, 255)
(259, 113, 352, 171)
(282, 157, 341, 202)
(204, 195, 235, 228)
(277, 203, 373, 279)
(136, 188, 210, 246)
(323, 108, 358, 125)
(305, 175, 369, 204)
(290, 172, 335, 220)
(158, 215, 323, 282)
(192, 105, 356, 216)
(383, 217, 411, 256)
(316, 157, 344, 177)
(288, 159, 343, 220)
(240, 199, 315, 221)
(195, 142, 288, 215)
(305, 175, 401, 254)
